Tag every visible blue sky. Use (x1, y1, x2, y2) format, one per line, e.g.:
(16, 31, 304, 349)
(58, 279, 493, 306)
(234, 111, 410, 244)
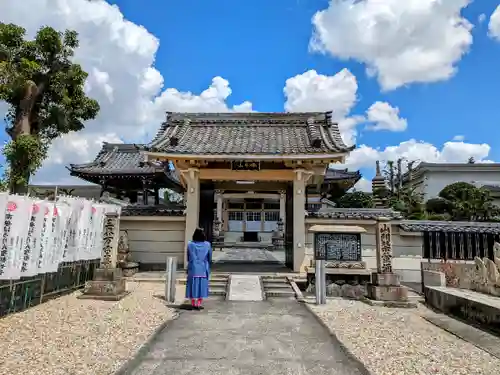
(1, 0, 500, 188)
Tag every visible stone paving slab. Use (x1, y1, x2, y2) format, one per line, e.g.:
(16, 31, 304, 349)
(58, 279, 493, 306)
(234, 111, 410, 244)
(228, 275, 263, 301)
(123, 300, 368, 375)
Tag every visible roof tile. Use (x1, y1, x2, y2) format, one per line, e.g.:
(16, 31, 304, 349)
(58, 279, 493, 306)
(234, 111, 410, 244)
(149, 112, 354, 155)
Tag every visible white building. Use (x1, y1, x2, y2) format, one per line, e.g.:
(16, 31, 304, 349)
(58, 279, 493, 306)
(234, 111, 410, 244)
(401, 162, 500, 204)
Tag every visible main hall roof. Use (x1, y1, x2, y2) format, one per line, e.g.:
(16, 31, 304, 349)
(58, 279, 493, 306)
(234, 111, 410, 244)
(146, 112, 355, 155)
(67, 143, 182, 190)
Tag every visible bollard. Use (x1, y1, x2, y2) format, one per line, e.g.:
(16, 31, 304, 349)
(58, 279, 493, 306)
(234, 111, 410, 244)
(315, 259, 326, 305)
(165, 257, 177, 303)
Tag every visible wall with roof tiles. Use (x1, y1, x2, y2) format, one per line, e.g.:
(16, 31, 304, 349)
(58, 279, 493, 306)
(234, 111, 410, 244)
(305, 220, 423, 283)
(120, 216, 186, 270)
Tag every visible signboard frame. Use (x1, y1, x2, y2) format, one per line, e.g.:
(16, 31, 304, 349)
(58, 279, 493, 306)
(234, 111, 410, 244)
(313, 232, 362, 262)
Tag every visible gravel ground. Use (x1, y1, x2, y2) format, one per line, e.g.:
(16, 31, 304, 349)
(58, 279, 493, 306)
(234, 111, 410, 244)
(0, 282, 183, 375)
(308, 298, 500, 375)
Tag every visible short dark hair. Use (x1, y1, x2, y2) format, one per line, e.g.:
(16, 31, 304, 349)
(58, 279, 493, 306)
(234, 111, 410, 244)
(192, 227, 206, 242)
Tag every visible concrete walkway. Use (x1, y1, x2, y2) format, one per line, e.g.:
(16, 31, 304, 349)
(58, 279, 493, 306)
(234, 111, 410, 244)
(122, 300, 368, 375)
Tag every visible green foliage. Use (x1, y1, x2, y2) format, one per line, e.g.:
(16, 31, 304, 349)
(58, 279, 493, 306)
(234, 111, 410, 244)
(3, 134, 47, 189)
(427, 213, 451, 221)
(436, 182, 499, 221)
(425, 197, 450, 214)
(58, 188, 75, 196)
(0, 23, 99, 192)
(0, 175, 7, 192)
(388, 185, 425, 219)
(337, 191, 374, 208)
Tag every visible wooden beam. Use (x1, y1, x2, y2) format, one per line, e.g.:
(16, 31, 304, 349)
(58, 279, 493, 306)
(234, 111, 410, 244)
(198, 169, 296, 181)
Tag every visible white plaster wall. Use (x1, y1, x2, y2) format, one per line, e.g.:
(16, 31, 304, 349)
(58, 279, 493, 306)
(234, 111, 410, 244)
(120, 216, 186, 266)
(420, 170, 500, 201)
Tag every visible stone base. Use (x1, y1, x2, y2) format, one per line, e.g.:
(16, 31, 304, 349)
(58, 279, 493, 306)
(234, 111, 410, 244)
(78, 268, 129, 301)
(366, 284, 408, 302)
(121, 262, 139, 277)
(325, 261, 366, 269)
(371, 272, 401, 286)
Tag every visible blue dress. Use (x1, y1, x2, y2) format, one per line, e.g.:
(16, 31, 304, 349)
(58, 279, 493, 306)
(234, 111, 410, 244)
(185, 241, 212, 299)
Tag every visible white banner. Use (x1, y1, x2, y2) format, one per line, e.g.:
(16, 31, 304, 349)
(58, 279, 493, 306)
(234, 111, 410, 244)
(0, 194, 120, 280)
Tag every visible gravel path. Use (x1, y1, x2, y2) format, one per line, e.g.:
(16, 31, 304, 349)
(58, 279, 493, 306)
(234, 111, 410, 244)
(308, 299, 500, 375)
(0, 282, 181, 375)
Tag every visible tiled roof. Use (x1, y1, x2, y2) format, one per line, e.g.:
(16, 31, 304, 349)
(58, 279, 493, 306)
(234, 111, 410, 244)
(324, 169, 361, 182)
(146, 112, 354, 155)
(399, 220, 500, 234)
(68, 143, 182, 190)
(308, 208, 403, 220)
(68, 143, 161, 176)
(121, 203, 185, 217)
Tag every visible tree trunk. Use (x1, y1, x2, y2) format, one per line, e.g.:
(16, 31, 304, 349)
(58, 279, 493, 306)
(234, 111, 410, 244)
(9, 81, 39, 194)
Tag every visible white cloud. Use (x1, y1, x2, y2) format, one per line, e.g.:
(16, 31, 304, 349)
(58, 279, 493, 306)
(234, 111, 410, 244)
(283, 69, 362, 144)
(488, 5, 500, 40)
(283, 69, 409, 144)
(310, 0, 473, 91)
(365, 101, 407, 132)
(343, 139, 492, 171)
(0, 0, 252, 184)
(452, 135, 465, 141)
(478, 13, 486, 24)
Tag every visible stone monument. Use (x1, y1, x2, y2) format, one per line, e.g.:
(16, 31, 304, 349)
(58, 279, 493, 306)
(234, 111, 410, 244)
(471, 242, 500, 297)
(212, 217, 224, 249)
(117, 230, 139, 277)
(79, 212, 130, 301)
(271, 218, 285, 251)
(365, 217, 414, 307)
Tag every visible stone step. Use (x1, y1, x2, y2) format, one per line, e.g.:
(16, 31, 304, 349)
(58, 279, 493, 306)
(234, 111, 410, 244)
(261, 276, 289, 281)
(209, 280, 228, 287)
(178, 277, 228, 285)
(265, 288, 296, 298)
(263, 283, 291, 289)
(209, 287, 227, 296)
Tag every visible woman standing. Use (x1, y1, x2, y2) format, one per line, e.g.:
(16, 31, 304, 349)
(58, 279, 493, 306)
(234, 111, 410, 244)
(185, 228, 212, 310)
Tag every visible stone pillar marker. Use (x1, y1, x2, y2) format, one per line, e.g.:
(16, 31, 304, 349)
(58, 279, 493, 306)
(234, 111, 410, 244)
(79, 212, 130, 301)
(366, 217, 412, 306)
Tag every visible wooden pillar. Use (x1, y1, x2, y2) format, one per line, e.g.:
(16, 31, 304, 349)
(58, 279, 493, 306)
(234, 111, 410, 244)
(261, 201, 265, 232)
(154, 186, 160, 205)
(279, 190, 286, 223)
(142, 179, 149, 205)
(183, 168, 200, 267)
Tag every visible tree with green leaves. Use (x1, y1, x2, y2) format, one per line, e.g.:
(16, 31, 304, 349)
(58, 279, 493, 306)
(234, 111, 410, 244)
(388, 185, 426, 219)
(438, 182, 499, 221)
(0, 23, 99, 193)
(337, 191, 374, 208)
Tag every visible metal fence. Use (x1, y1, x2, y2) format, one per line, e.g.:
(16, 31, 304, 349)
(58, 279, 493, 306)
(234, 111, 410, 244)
(423, 231, 500, 261)
(0, 259, 100, 318)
